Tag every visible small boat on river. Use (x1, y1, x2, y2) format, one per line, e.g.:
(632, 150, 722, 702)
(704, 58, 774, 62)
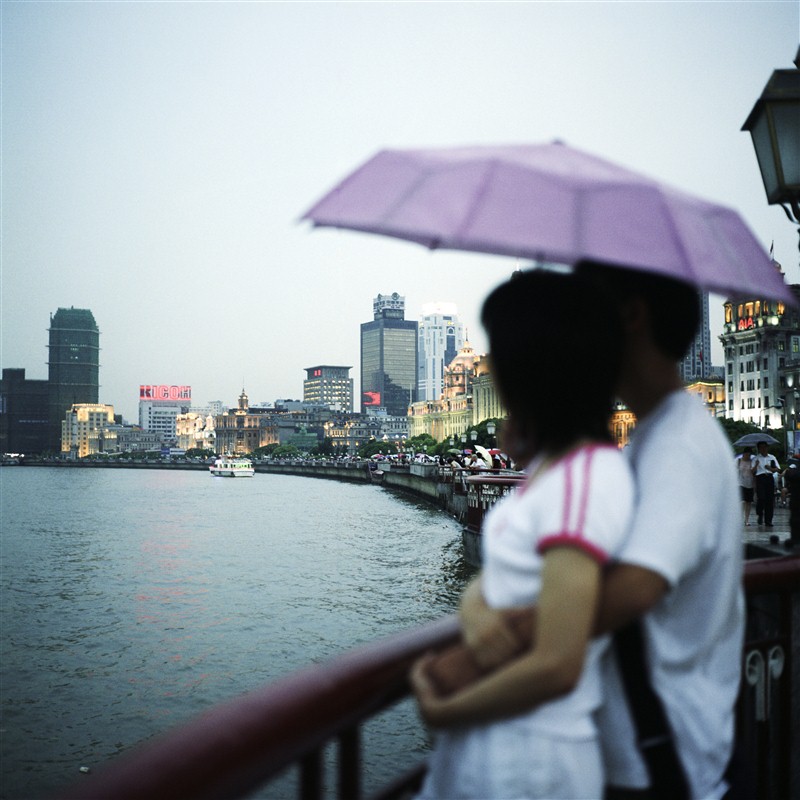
(209, 457, 255, 477)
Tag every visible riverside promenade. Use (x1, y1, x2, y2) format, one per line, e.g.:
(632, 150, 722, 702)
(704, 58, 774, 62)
(743, 503, 799, 554)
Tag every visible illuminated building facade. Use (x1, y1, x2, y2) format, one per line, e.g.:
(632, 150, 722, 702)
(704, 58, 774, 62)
(408, 344, 488, 441)
(360, 293, 418, 416)
(303, 366, 353, 412)
(417, 303, 465, 402)
(213, 389, 278, 454)
(61, 403, 116, 458)
(47, 307, 100, 450)
(719, 264, 800, 432)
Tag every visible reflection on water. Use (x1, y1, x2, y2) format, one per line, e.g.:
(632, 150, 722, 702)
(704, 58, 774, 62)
(0, 468, 473, 800)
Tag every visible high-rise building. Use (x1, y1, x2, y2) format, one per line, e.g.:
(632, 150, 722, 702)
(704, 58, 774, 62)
(417, 302, 465, 402)
(680, 292, 713, 382)
(47, 307, 100, 450)
(303, 366, 353, 412)
(360, 293, 418, 416)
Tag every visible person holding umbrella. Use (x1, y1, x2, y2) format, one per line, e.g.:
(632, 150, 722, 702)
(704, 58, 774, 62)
(753, 440, 780, 526)
(304, 141, 761, 799)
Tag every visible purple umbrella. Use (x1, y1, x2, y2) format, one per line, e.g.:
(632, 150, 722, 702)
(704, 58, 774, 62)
(302, 142, 792, 303)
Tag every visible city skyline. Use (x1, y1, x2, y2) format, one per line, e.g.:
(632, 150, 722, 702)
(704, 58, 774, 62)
(2, 3, 798, 422)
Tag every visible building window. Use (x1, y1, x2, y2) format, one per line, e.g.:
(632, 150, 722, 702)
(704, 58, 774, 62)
(764, 377, 769, 389)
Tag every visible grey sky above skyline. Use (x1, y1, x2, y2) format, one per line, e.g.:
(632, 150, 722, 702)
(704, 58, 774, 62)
(2, 1, 798, 422)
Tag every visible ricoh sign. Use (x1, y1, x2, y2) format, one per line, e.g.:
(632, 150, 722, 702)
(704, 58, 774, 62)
(139, 385, 192, 402)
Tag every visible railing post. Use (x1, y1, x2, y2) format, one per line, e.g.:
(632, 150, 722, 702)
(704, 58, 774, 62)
(338, 726, 360, 800)
(301, 748, 323, 800)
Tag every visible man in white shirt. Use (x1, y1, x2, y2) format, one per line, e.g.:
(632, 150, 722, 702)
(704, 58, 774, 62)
(752, 440, 780, 527)
(460, 264, 744, 799)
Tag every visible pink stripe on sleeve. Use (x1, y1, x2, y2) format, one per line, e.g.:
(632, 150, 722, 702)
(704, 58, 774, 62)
(537, 532, 610, 565)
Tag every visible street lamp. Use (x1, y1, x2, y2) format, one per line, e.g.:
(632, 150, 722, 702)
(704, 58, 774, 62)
(470, 429, 478, 443)
(486, 420, 496, 446)
(742, 49, 800, 238)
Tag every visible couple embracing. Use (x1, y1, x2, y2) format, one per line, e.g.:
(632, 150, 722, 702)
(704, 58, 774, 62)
(410, 263, 743, 800)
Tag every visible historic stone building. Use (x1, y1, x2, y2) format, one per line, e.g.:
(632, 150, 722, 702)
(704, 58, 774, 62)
(61, 403, 116, 458)
(719, 262, 800, 432)
(213, 389, 279, 455)
(408, 343, 504, 442)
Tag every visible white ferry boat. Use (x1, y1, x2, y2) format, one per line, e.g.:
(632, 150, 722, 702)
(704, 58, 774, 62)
(209, 457, 255, 478)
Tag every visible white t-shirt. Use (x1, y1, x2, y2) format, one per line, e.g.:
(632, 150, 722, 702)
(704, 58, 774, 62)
(482, 443, 636, 738)
(418, 444, 635, 800)
(596, 391, 744, 799)
(752, 452, 779, 477)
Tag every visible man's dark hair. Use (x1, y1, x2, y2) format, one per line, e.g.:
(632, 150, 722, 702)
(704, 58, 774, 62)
(574, 260, 701, 361)
(481, 269, 623, 461)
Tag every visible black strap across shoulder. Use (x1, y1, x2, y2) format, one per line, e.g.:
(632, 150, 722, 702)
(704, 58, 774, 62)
(612, 620, 690, 800)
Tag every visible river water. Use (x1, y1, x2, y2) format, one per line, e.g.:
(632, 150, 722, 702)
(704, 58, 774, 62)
(0, 467, 472, 799)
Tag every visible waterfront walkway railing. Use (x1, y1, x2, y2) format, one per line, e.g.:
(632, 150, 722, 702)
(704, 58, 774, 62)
(59, 555, 799, 800)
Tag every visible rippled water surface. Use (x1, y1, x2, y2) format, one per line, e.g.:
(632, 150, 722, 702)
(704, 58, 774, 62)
(0, 467, 472, 799)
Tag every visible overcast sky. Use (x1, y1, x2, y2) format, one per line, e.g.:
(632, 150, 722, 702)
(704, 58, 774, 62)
(2, 1, 798, 422)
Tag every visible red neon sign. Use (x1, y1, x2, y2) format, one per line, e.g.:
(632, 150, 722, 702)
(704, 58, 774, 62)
(139, 385, 192, 401)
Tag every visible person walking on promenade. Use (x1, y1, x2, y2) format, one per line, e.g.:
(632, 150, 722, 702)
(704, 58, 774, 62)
(753, 440, 780, 526)
(737, 447, 756, 525)
(410, 270, 635, 800)
(457, 263, 744, 800)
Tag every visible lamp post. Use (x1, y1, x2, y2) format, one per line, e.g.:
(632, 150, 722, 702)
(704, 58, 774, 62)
(486, 420, 497, 447)
(742, 48, 800, 245)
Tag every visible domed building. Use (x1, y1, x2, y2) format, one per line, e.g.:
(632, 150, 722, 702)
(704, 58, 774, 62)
(408, 342, 505, 442)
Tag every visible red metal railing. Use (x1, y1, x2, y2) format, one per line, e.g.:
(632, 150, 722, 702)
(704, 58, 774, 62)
(58, 557, 799, 800)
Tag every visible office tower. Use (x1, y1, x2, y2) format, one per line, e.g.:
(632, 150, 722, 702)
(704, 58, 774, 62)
(304, 366, 354, 412)
(417, 302, 465, 402)
(360, 293, 418, 416)
(47, 307, 100, 450)
(680, 292, 712, 382)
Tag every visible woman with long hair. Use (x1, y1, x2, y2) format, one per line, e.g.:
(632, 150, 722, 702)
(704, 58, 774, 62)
(411, 270, 635, 799)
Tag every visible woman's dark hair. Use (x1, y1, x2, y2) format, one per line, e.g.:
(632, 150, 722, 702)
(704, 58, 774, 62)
(574, 260, 700, 361)
(481, 269, 623, 463)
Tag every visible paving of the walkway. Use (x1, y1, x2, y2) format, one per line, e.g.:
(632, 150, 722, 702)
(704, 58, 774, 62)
(741, 501, 798, 554)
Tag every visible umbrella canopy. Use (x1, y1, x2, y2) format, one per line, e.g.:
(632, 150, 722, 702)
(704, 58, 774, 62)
(302, 142, 792, 303)
(733, 433, 780, 446)
(474, 445, 493, 466)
